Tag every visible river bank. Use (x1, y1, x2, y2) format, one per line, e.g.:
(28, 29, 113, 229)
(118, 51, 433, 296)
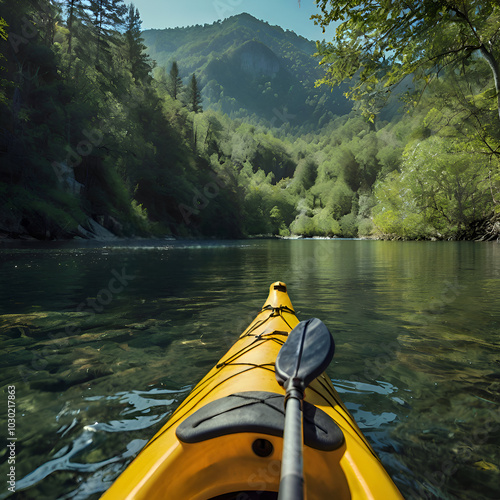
(2, 226, 498, 244)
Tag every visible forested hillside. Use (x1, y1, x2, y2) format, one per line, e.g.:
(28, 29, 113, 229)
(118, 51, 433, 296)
(0, 2, 498, 241)
(142, 13, 352, 131)
(313, 0, 500, 240)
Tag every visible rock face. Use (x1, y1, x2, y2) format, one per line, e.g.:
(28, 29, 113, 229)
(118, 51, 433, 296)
(55, 162, 84, 195)
(0, 213, 120, 241)
(77, 218, 118, 240)
(232, 40, 281, 78)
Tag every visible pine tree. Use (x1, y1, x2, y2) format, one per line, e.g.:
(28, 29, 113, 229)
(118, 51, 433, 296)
(86, 0, 126, 67)
(124, 4, 151, 84)
(168, 61, 183, 100)
(64, 0, 88, 76)
(65, 0, 77, 74)
(188, 73, 202, 113)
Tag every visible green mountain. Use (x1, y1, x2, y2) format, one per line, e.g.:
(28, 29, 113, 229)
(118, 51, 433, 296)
(142, 13, 351, 130)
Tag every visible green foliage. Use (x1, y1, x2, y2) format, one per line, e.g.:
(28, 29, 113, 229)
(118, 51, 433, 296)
(290, 213, 315, 237)
(123, 4, 152, 84)
(340, 213, 358, 238)
(312, 209, 341, 236)
(357, 218, 374, 237)
(290, 158, 317, 193)
(373, 136, 493, 239)
(168, 61, 183, 100)
(0, 16, 6, 37)
(313, 1, 500, 121)
(326, 180, 355, 219)
(188, 73, 203, 113)
(142, 13, 352, 131)
(0, 4, 497, 242)
(1, 183, 85, 236)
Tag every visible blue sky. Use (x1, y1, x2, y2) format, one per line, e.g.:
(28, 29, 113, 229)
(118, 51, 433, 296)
(130, 0, 334, 41)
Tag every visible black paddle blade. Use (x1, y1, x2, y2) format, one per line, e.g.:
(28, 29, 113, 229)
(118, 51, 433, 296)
(275, 318, 335, 389)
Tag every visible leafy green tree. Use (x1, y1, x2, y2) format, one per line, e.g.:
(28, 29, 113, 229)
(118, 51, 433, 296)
(290, 158, 317, 193)
(326, 179, 354, 219)
(313, 1, 500, 120)
(340, 212, 358, 238)
(373, 136, 492, 238)
(372, 171, 429, 239)
(331, 145, 359, 192)
(0, 17, 6, 40)
(350, 132, 381, 188)
(290, 213, 315, 236)
(312, 208, 341, 236)
(188, 73, 202, 113)
(420, 62, 500, 164)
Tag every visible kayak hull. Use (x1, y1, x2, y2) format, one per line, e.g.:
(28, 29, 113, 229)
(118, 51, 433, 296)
(101, 282, 403, 499)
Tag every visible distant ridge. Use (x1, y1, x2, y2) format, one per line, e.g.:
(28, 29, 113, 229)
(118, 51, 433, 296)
(142, 13, 351, 129)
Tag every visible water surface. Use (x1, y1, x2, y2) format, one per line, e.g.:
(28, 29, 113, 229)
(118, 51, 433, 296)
(0, 239, 499, 499)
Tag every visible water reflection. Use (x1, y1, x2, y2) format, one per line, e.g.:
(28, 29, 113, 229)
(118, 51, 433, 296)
(0, 240, 498, 499)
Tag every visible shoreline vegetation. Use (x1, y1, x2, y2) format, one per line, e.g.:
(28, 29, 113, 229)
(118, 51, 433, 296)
(1, 7, 499, 243)
(2, 226, 499, 244)
(1, 213, 499, 242)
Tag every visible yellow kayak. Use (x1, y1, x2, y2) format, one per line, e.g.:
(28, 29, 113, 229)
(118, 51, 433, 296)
(101, 282, 403, 499)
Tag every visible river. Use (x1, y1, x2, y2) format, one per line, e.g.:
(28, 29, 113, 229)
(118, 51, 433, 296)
(0, 239, 499, 499)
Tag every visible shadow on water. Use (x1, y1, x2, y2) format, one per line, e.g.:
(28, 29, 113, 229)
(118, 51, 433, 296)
(0, 239, 499, 499)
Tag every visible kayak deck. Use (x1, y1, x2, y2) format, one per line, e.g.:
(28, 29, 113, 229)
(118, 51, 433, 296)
(101, 282, 403, 499)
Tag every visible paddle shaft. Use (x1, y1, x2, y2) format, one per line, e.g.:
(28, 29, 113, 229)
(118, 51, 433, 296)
(276, 318, 334, 500)
(278, 388, 304, 500)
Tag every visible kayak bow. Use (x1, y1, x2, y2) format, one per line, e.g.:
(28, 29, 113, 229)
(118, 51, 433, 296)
(101, 282, 403, 500)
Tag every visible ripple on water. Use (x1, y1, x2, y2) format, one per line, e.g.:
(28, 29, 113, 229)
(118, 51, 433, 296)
(8, 385, 191, 500)
(1, 240, 499, 500)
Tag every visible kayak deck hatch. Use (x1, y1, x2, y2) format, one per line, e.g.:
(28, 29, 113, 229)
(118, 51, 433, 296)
(176, 390, 344, 451)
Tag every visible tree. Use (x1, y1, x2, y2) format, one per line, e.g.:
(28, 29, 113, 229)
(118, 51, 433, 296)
(168, 60, 183, 100)
(123, 3, 152, 84)
(313, 1, 500, 121)
(86, 0, 126, 66)
(0, 17, 6, 41)
(373, 136, 492, 238)
(63, 0, 83, 75)
(0, 16, 7, 104)
(188, 73, 202, 113)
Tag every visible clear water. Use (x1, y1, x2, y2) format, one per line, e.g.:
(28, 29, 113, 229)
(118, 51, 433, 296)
(0, 239, 499, 499)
